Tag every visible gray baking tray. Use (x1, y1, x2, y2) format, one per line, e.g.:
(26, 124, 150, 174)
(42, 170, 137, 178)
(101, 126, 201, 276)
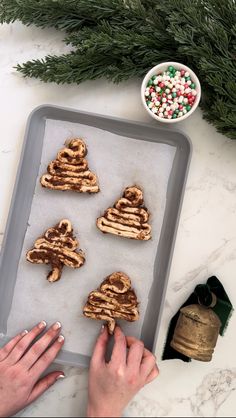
(0, 105, 191, 367)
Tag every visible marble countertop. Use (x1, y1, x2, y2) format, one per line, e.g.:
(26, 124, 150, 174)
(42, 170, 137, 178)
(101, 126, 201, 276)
(0, 22, 235, 417)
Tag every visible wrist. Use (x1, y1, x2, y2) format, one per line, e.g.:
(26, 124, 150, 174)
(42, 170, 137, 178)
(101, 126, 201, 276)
(87, 403, 122, 417)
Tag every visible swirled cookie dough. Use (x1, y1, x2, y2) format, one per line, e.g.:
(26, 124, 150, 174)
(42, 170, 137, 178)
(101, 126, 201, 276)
(26, 219, 85, 282)
(97, 186, 151, 240)
(83, 272, 139, 334)
(40, 138, 99, 193)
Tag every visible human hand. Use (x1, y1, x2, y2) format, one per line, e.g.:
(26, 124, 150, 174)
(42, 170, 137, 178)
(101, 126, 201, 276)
(0, 321, 65, 418)
(87, 326, 159, 417)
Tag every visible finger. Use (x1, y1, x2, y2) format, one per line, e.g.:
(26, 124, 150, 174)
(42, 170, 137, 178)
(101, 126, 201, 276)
(0, 330, 28, 362)
(26, 372, 65, 405)
(30, 335, 65, 380)
(145, 365, 159, 385)
(110, 326, 127, 367)
(126, 336, 157, 377)
(5, 321, 47, 365)
(126, 337, 144, 369)
(90, 325, 109, 368)
(19, 322, 62, 369)
(126, 336, 154, 360)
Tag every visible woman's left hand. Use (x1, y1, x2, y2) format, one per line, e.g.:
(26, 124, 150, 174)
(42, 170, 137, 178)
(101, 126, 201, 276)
(0, 321, 65, 418)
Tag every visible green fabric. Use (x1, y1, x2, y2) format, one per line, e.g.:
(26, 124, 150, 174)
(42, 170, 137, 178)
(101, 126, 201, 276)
(162, 276, 233, 362)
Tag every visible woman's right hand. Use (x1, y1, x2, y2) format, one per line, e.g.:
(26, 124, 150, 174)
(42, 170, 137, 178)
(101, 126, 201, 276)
(87, 326, 159, 417)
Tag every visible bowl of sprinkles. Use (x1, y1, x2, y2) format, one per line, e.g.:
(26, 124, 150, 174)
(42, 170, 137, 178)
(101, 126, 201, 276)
(141, 62, 201, 123)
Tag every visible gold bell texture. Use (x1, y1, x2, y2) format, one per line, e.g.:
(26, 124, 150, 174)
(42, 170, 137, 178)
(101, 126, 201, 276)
(170, 304, 221, 362)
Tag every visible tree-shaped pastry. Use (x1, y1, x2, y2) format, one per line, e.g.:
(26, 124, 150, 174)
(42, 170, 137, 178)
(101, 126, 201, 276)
(97, 186, 151, 240)
(26, 219, 85, 282)
(40, 138, 99, 193)
(83, 272, 139, 334)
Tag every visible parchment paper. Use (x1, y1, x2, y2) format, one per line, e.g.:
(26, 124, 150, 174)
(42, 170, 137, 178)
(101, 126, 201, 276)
(7, 119, 176, 356)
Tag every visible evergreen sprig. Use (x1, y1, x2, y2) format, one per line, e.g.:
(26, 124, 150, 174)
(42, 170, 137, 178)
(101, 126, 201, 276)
(0, 0, 235, 139)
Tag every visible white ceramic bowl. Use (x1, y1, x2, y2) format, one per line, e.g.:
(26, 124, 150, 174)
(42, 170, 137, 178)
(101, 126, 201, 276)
(141, 61, 201, 123)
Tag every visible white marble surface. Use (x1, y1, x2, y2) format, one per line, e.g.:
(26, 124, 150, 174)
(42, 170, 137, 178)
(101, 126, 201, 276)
(0, 22, 236, 417)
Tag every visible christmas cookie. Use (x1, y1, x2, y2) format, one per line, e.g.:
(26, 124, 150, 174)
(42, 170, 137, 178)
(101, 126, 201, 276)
(83, 272, 139, 334)
(97, 186, 151, 240)
(26, 219, 85, 282)
(40, 138, 99, 193)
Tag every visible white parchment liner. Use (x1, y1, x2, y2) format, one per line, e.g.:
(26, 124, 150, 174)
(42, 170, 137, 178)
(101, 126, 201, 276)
(7, 119, 176, 356)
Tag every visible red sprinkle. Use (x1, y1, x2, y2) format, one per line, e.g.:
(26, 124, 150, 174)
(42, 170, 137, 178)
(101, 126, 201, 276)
(159, 82, 165, 88)
(177, 91, 182, 97)
(180, 70, 185, 77)
(179, 105, 183, 110)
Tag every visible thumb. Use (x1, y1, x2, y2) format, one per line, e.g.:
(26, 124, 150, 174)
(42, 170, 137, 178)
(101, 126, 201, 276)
(27, 372, 64, 405)
(90, 325, 109, 367)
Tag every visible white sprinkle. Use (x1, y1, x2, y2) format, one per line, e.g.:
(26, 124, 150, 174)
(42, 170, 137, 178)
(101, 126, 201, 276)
(175, 84, 180, 90)
(155, 100, 161, 106)
(168, 83, 173, 89)
(152, 107, 157, 113)
(178, 96, 184, 103)
(170, 104, 176, 110)
(148, 102, 154, 108)
(181, 78, 185, 84)
(187, 80, 192, 86)
(185, 71, 190, 77)
(164, 80, 169, 86)
(166, 106, 171, 111)
(192, 89, 197, 96)
(176, 70, 181, 76)
(162, 97, 167, 103)
(155, 86, 161, 92)
(172, 87, 177, 92)
(183, 108, 187, 114)
(174, 97, 178, 103)
(183, 98, 188, 104)
(159, 107, 164, 113)
(168, 115, 172, 119)
(165, 88, 170, 94)
(180, 84, 185, 91)
(151, 92, 156, 97)
(167, 94, 172, 100)
(178, 111, 183, 117)
(158, 112, 164, 118)
(162, 103, 167, 109)
(164, 111, 168, 116)
(185, 87, 191, 94)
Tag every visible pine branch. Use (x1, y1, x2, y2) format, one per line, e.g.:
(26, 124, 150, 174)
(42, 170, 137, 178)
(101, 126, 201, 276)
(1, 0, 236, 139)
(0, 0, 150, 31)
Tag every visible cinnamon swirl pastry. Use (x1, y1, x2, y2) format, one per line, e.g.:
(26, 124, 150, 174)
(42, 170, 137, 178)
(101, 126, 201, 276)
(83, 272, 139, 334)
(97, 186, 151, 240)
(40, 139, 99, 193)
(26, 219, 85, 282)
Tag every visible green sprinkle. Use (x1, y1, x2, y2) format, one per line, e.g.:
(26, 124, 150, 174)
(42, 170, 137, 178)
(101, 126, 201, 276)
(147, 101, 151, 106)
(152, 75, 156, 80)
(186, 105, 191, 111)
(172, 114, 177, 119)
(170, 73, 174, 78)
(185, 76, 191, 81)
(168, 65, 174, 72)
(191, 83, 195, 89)
(175, 109, 179, 114)
(147, 79, 153, 86)
(172, 92, 177, 98)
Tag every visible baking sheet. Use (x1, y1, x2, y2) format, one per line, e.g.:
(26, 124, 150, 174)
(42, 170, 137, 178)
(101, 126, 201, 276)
(7, 118, 176, 356)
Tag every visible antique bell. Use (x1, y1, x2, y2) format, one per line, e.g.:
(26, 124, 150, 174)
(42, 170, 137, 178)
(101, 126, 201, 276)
(170, 297, 221, 362)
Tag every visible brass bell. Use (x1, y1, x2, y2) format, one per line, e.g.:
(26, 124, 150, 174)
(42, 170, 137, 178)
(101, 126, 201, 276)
(170, 301, 221, 362)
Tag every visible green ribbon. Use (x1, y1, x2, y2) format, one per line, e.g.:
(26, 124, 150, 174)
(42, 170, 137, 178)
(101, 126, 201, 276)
(162, 276, 233, 362)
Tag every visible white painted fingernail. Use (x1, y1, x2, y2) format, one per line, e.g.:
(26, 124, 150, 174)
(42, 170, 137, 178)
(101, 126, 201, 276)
(58, 335, 65, 343)
(38, 321, 47, 329)
(53, 321, 62, 331)
(56, 374, 65, 380)
(21, 330, 28, 336)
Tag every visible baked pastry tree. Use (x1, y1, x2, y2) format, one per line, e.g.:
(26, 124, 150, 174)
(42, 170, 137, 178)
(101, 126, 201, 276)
(97, 186, 151, 240)
(83, 272, 139, 334)
(41, 138, 99, 193)
(26, 219, 85, 282)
